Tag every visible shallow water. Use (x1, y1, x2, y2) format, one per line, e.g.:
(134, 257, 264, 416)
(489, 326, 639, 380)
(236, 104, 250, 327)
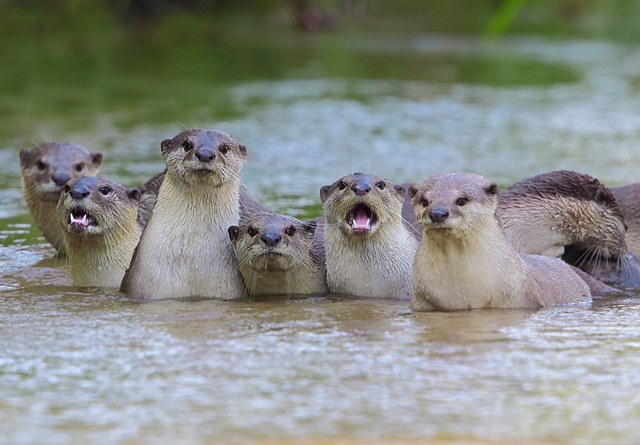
(2, 31, 640, 444)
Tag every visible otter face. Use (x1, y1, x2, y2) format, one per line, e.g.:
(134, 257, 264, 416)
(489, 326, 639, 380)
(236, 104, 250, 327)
(58, 177, 141, 237)
(320, 173, 404, 237)
(409, 172, 499, 239)
(228, 213, 316, 272)
(160, 129, 247, 187)
(19, 143, 102, 201)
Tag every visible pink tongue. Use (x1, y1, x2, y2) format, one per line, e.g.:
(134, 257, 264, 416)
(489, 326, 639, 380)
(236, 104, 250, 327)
(71, 214, 90, 227)
(352, 208, 371, 230)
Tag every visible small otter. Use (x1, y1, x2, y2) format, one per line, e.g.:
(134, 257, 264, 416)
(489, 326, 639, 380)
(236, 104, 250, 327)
(121, 128, 246, 300)
(228, 212, 327, 296)
(498, 170, 640, 284)
(19, 142, 103, 255)
(320, 173, 418, 299)
(58, 177, 142, 288)
(611, 183, 640, 256)
(409, 172, 597, 311)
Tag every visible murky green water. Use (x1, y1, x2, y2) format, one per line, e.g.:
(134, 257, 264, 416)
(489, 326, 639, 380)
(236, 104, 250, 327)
(2, 27, 640, 444)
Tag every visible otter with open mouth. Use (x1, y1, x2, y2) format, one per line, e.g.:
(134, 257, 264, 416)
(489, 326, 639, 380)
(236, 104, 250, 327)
(57, 176, 142, 288)
(19, 142, 103, 255)
(320, 173, 418, 299)
(228, 212, 327, 297)
(409, 172, 616, 312)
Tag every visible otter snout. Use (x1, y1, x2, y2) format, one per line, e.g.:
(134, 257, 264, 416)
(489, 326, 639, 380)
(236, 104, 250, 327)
(52, 172, 71, 187)
(261, 232, 282, 247)
(195, 147, 216, 163)
(428, 207, 449, 223)
(352, 182, 371, 196)
(68, 184, 90, 200)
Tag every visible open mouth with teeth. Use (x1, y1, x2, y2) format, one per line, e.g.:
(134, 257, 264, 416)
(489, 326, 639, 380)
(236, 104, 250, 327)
(347, 203, 377, 234)
(68, 207, 96, 230)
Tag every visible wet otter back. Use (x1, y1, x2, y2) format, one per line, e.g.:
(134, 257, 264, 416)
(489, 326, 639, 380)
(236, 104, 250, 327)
(521, 254, 591, 306)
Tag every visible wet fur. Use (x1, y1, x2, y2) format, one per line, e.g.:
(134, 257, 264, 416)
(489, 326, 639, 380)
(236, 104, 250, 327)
(19, 142, 102, 255)
(409, 172, 594, 311)
(611, 183, 640, 256)
(321, 173, 418, 299)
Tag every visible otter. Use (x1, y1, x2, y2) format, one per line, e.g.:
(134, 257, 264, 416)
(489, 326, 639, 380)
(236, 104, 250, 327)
(19, 142, 103, 255)
(611, 184, 640, 256)
(320, 173, 418, 299)
(228, 212, 327, 297)
(409, 172, 608, 311)
(120, 128, 246, 300)
(498, 170, 640, 285)
(58, 177, 142, 288)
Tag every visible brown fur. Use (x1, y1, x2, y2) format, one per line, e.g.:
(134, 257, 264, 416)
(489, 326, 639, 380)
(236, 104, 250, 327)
(611, 183, 640, 256)
(19, 142, 102, 255)
(229, 212, 327, 296)
(320, 173, 418, 299)
(409, 172, 595, 311)
(58, 177, 142, 287)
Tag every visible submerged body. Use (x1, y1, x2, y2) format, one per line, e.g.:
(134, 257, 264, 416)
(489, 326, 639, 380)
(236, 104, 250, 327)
(121, 129, 246, 300)
(409, 172, 595, 311)
(321, 173, 417, 299)
(58, 177, 142, 288)
(229, 212, 327, 297)
(19, 142, 103, 255)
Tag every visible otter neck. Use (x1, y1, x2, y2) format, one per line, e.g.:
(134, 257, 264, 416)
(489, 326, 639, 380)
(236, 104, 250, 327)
(325, 216, 417, 299)
(239, 254, 326, 297)
(65, 216, 142, 288)
(22, 177, 65, 254)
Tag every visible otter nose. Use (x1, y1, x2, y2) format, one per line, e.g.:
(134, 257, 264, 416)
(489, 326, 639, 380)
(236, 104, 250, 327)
(69, 185, 90, 200)
(428, 207, 449, 223)
(195, 147, 215, 163)
(261, 232, 281, 247)
(352, 182, 371, 196)
(52, 172, 71, 186)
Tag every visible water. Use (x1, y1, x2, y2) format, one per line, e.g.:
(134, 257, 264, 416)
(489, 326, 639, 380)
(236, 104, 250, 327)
(2, 29, 640, 444)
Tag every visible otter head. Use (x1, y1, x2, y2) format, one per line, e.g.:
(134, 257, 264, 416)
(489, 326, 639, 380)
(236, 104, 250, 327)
(19, 142, 103, 201)
(58, 177, 141, 238)
(320, 173, 404, 238)
(503, 170, 628, 261)
(160, 129, 247, 187)
(409, 172, 499, 239)
(228, 213, 317, 272)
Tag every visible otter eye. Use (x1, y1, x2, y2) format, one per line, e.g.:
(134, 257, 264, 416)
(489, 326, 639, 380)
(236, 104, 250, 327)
(375, 181, 386, 190)
(248, 227, 258, 237)
(75, 162, 84, 172)
(338, 181, 347, 190)
(285, 226, 296, 236)
(99, 186, 111, 195)
(182, 140, 193, 152)
(36, 160, 47, 171)
(420, 198, 430, 207)
(456, 197, 469, 206)
(64, 184, 70, 193)
(219, 144, 229, 154)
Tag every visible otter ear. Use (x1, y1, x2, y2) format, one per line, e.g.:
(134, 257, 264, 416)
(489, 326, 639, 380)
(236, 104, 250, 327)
(19, 149, 30, 167)
(90, 152, 103, 167)
(228, 226, 240, 242)
(484, 182, 499, 196)
(238, 144, 247, 158)
(127, 188, 142, 202)
(302, 220, 317, 235)
(160, 139, 173, 157)
(394, 184, 405, 195)
(320, 185, 331, 203)
(594, 189, 608, 205)
(408, 183, 419, 200)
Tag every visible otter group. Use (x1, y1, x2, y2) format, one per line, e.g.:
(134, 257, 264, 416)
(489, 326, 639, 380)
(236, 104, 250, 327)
(19, 128, 640, 310)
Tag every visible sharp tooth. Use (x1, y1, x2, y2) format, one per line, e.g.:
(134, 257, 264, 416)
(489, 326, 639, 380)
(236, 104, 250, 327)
(70, 214, 74, 223)
(82, 215, 88, 224)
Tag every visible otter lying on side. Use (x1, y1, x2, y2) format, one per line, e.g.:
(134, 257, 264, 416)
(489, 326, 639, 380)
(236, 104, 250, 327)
(321, 173, 418, 299)
(19, 142, 103, 255)
(499, 170, 640, 285)
(121, 128, 246, 300)
(409, 172, 608, 311)
(58, 177, 142, 288)
(228, 212, 327, 297)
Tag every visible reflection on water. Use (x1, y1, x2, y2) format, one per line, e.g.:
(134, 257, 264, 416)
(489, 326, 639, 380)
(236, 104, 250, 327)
(2, 32, 640, 444)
